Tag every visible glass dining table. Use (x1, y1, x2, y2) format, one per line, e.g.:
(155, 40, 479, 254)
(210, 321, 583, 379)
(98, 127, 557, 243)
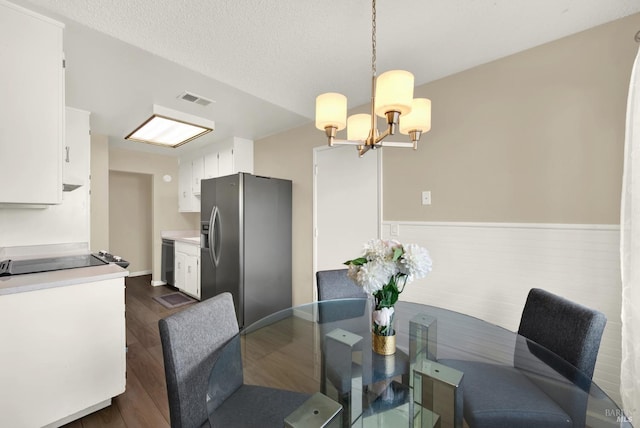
(207, 298, 631, 427)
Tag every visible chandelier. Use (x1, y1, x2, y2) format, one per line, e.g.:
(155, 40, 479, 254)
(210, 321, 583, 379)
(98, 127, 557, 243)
(315, 0, 431, 157)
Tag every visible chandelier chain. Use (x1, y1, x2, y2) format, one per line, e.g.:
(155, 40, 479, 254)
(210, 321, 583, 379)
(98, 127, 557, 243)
(372, 0, 377, 77)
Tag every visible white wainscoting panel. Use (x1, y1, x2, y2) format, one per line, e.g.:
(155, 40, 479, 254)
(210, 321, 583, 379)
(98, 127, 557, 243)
(383, 221, 622, 405)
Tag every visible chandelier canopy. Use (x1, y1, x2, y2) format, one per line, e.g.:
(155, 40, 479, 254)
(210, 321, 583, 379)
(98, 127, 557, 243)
(315, 0, 431, 157)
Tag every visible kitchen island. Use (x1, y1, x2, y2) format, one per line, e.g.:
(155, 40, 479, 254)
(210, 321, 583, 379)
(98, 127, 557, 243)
(0, 263, 128, 427)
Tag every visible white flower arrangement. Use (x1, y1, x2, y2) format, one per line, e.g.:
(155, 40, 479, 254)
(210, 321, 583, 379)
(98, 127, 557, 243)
(345, 239, 432, 336)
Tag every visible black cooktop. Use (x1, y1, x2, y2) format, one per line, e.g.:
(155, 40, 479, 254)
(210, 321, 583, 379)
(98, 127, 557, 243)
(0, 254, 108, 276)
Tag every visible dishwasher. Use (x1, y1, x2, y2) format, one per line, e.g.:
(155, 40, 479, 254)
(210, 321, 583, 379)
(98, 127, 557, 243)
(161, 238, 174, 286)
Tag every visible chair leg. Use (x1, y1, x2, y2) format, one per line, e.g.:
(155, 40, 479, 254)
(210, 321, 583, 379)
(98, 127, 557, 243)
(284, 392, 343, 428)
(413, 360, 464, 428)
(323, 328, 363, 427)
(409, 314, 438, 388)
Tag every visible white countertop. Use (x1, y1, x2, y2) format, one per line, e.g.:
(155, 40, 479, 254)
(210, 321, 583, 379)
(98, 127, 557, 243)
(175, 236, 200, 245)
(0, 264, 129, 296)
(161, 230, 200, 245)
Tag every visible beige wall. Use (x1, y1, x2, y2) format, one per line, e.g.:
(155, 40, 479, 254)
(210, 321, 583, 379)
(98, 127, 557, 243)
(91, 143, 199, 284)
(255, 13, 640, 305)
(384, 14, 638, 223)
(109, 170, 152, 274)
(90, 134, 109, 251)
(254, 125, 320, 305)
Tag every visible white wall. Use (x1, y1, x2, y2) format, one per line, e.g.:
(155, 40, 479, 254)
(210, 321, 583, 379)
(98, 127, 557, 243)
(90, 133, 109, 252)
(109, 171, 152, 276)
(0, 190, 89, 248)
(0, 108, 90, 249)
(383, 221, 622, 404)
(107, 146, 199, 284)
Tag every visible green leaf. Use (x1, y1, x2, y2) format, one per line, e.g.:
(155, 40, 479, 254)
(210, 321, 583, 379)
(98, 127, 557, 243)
(344, 257, 367, 266)
(392, 247, 403, 261)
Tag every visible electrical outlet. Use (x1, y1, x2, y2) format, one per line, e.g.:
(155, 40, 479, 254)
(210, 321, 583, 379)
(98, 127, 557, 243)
(422, 191, 432, 205)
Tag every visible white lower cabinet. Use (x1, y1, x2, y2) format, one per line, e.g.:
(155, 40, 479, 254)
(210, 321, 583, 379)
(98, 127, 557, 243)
(0, 276, 126, 427)
(174, 241, 200, 299)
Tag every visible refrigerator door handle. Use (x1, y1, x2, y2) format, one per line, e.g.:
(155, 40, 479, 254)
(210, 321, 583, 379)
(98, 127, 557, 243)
(209, 206, 221, 267)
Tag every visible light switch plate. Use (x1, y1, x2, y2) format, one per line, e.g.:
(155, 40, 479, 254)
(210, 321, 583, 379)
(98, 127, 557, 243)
(390, 223, 400, 236)
(422, 191, 432, 205)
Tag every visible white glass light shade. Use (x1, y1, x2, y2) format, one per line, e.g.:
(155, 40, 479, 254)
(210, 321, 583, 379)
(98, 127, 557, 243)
(374, 70, 414, 117)
(315, 93, 347, 131)
(400, 98, 432, 134)
(347, 114, 371, 141)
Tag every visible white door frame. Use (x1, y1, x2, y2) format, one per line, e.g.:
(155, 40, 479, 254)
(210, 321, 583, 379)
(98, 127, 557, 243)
(312, 145, 383, 301)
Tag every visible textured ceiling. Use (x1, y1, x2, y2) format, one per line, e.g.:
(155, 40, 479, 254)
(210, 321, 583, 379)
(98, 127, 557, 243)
(14, 0, 640, 155)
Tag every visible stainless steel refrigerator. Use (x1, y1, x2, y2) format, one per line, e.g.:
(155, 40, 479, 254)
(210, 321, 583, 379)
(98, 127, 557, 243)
(200, 173, 292, 328)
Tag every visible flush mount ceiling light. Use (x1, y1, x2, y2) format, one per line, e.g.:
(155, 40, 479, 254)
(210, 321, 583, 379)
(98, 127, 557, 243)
(315, 0, 431, 157)
(125, 105, 215, 148)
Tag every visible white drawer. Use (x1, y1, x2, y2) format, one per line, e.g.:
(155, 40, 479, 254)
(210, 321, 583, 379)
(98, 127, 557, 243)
(175, 241, 200, 257)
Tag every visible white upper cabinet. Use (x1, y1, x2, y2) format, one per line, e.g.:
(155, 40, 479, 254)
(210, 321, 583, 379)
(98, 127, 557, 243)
(217, 147, 234, 177)
(203, 151, 219, 179)
(203, 138, 253, 180)
(192, 156, 204, 196)
(180, 137, 253, 212)
(178, 159, 200, 212)
(0, 1, 64, 205)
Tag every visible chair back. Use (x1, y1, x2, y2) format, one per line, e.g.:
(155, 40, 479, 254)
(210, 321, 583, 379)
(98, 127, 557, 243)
(517, 288, 607, 381)
(316, 269, 367, 301)
(316, 269, 368, 323)
(159, 292, 242, 428)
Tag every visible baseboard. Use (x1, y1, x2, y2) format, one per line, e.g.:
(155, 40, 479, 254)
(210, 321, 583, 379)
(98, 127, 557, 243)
(44, 399, 112, 428)
(150, 280, 167, 287)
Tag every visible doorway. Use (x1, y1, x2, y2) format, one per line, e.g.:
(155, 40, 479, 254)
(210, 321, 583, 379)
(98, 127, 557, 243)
(312, 145, 381, 300)
(109, 170, 152, 276)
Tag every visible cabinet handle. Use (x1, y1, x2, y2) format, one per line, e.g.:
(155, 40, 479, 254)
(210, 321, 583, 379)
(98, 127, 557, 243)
(178, 262, 181, 269)
(188, 266, 191, 273)
(65, 146, 70, 163)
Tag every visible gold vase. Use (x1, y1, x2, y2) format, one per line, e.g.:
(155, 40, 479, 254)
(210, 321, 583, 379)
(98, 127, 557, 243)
(372, 332, 396, 355)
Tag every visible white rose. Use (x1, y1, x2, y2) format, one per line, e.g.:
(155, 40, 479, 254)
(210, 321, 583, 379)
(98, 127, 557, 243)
(372, 306, 394, 327)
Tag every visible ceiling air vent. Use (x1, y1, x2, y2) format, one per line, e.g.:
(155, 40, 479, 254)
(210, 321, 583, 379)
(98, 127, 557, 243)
(178, 91, 215, 107)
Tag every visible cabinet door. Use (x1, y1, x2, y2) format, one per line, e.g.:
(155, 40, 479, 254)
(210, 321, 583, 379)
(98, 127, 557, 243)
(63, 108, 90, 187)
(174, 251, 186, 289)
(0, 3, 64, 204)
(178, 161, 193, 212)
(192, 157, 204, 195)
(230, 137, 254, 174)
(218, 148, 234, 177)
(203, 151, 219, 179)
(184, 255, 200, 299)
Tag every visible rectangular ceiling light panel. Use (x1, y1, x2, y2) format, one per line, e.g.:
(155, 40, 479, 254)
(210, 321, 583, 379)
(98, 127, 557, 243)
(125, 105, 215, 148)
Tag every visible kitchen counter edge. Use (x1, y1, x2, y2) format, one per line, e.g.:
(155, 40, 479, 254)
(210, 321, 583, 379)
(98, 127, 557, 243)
(0, 264, 129, 296)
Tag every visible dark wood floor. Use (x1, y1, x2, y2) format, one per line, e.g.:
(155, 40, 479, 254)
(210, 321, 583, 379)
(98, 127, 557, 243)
(62, 275, 187, 428)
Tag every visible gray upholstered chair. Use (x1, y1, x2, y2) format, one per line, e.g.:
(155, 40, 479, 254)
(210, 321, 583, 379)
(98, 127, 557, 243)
(440, 288, 607, 428)
(316, 269, 411, 422)
(159, 292, 309, 428)
(316, 268, 368, 324)
(317, 268, 368, 301)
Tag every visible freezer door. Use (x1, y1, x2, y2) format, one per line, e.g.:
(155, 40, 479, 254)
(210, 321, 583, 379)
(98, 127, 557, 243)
(243, 174, 292, 326)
